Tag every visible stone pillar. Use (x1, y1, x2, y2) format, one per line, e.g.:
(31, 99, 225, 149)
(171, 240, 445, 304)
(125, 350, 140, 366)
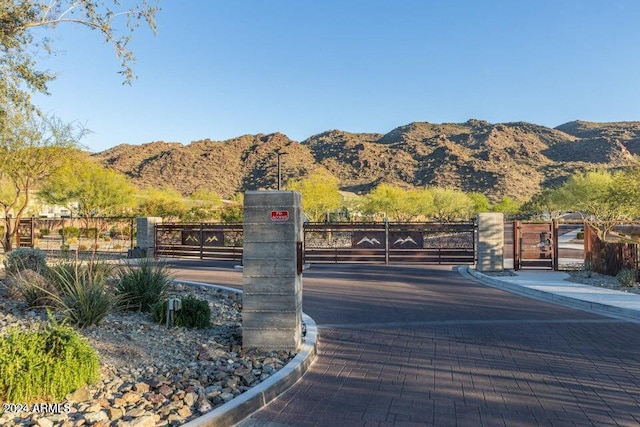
(242, 191, 303, 352)
(136, 217, 162, 257)
(476, 213, 504, 272)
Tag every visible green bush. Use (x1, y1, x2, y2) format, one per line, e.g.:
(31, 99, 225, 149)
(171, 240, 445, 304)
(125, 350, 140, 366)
(47, 260, 114, 328)
(39, 228, 50, 237)
(152, 295, 211, 329)
(617, 268, 638, 287)
(0, 321, 99, 403)
(115, 259, 173, 312)
(3, 248, 47, 275)
(576, 230, 584, 240)
(58, 226, 80, 238)
(81, 228, 98, 239)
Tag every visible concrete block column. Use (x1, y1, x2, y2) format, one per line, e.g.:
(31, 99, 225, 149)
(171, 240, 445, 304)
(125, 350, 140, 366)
(242, 191, 303, 352)
(476, 213, 504, 272)
(136, 217, 162, 257)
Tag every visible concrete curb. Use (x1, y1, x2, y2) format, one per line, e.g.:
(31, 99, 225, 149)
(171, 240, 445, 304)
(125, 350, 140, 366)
(460, 266, 640, 324)
(174, 280, 318, 427)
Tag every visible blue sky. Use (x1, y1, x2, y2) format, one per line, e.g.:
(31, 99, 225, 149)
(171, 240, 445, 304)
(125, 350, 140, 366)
(32, 1, 640, 153)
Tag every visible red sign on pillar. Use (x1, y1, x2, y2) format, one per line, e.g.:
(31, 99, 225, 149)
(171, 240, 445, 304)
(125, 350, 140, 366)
(270, 210, 289, 221)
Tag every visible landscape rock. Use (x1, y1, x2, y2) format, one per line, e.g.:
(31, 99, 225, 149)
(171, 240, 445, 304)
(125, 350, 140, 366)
(0, 282, 297, 427)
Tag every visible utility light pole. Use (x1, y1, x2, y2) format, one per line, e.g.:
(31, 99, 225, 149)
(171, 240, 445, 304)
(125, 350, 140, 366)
(277, 151, 282, 190)
(276, 150, 286, 191)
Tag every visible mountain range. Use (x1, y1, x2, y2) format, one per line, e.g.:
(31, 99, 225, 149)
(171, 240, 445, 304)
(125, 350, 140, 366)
(93, 119, 640, 202)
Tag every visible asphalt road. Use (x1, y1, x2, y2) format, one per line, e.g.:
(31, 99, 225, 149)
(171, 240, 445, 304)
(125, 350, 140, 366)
(168, 260, 640, 427)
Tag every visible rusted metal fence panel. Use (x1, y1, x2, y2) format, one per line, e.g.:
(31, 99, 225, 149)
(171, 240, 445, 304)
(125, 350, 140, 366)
(6, 217, 136, 256)
(584, 223, 639, 276)
(154, 221, 477, 265)
(513, 221, 557, 270)
(155, 223, 243, 261)
(304, 222, 475, 265)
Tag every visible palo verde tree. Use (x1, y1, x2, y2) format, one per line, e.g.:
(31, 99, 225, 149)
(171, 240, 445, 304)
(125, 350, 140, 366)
(287, 170, 343, 222)
(467, 192, 491, 218)
(491, 196, 521, 218)
(1, 0, 159, 114)
(519, 188, 565, 220)
(429, 187, 473, 222)
(38, 154, 136, 239)
(135, 186, 186, 221)
(183, 189, 223, 222)
(552, 169, 638, 240)
(363, 184, 433, 222)
(0, 110, 83, 251)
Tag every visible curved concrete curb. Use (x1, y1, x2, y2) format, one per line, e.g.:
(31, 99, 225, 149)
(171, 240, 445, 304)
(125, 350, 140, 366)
(174, 280, 318, 427)
(460, 266, 640, 324)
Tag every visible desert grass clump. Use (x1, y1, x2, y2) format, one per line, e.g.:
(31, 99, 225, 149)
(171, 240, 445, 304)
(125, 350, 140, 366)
(152, 295, 211, 329)
(0, 320, 99, 403)
(46, 258, 115, 328)
(115, 259, 173, 312)
(617, 268, 639, 287)
(3, 269, 58, 308)
(3, 248, 47, 275)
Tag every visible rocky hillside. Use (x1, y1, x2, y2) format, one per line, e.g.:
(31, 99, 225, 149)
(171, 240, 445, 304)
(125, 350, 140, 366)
(93, 120, 640, 202)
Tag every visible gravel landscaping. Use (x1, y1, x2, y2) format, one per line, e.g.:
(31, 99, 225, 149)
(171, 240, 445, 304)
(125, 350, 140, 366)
(0, 280, 295, 427)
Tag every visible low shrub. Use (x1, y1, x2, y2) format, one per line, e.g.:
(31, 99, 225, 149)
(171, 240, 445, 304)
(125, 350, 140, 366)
(58, 226, 80, 238)
(81, 228, 98, 239)
(77, 244, 89, 251)
(576, 230, 584, 240)
(66, 237, 78, 245)
(152, 295, 211, 329)
(39, 228, 50, 237)
(0, 320, 99, 403)
(617, 268, 639, 287)
(115, 259, 173, 312)
(3, 248, 47, 275)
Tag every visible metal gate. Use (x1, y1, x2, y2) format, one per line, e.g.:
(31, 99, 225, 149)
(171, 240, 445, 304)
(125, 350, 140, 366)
(513, 221, 558, 270)
(303, 222, 475, 265)
(154, 223, 243, 261)
(16, 218, 34, 248)
(155, 221, 476, 265)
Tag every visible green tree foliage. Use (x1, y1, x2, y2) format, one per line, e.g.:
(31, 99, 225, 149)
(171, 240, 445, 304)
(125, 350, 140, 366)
(136, 186, 186, 221)
(0, 111, 82, 251)
(552, 169, 638, 240)
(429, 187, 473, 222)
(467, 192, 491, 217)
(287, 170, 343, 222)
(520, 188, 565, 220)
(491, 196, 521, 217)
(608, 164, 640, 213)
(183, 189, 223, 222)
(1, 0, 159, 113)
(39, 155, 136, 220)
(363, 184, 433, 221)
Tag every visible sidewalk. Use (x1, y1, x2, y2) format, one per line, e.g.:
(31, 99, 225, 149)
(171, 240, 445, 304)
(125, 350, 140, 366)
(465, 266, 640, 323)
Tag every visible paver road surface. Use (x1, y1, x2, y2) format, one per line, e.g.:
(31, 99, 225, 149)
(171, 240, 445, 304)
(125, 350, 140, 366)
(169, 261, 640, 427)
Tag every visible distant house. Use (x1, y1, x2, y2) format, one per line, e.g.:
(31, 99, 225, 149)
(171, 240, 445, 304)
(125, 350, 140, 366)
(38, 202, 77, 218)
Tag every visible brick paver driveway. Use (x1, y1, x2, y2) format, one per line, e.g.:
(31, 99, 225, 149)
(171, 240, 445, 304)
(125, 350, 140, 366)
(170, 261, 640, 427)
